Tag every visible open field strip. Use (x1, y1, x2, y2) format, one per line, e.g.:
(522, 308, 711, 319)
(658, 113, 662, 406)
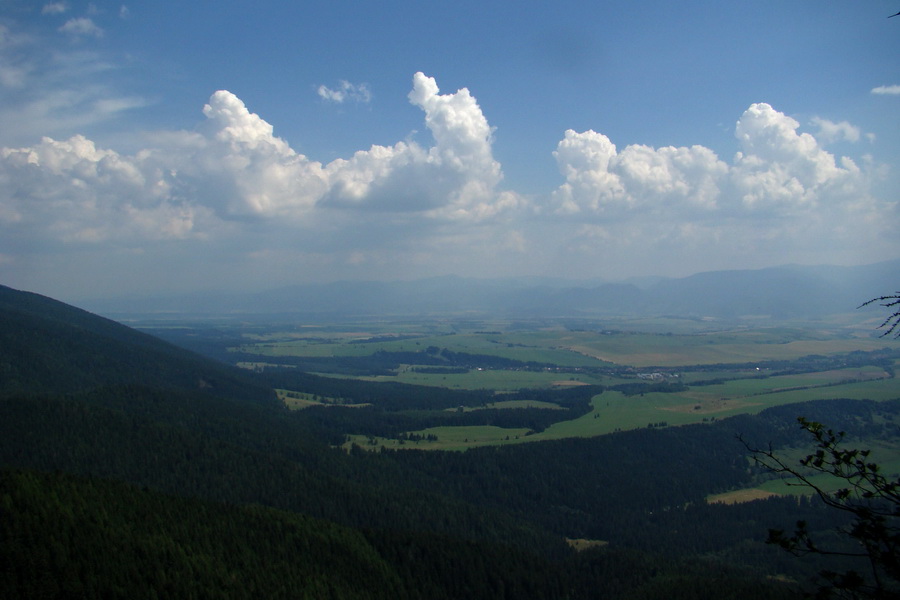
(349, 426, 534, 451)
(235, 326, 899, 372)
(708, 437, 900, 504)
(240, 334, 606, 366)
(707, 489, 779, 504)
(533, 393, 636, 439)
(277, 389, 368, 409)
(236, 340, 378, 358)
(679, 370, 761, 384)
(715, 468, 894, 504)
(670, 367, 892, 405)
(363, 369, 606, 390)
(593, 375, 900, 427)
(559, 329, 900, 367)
(566, 538, 609, 551)
(280, 394, 321, 409)
(459, 400, 565, 411)
(270, 358, 888, 398)
(347, 374, 900, 451)
(740, 377, 900, 404)
(771, 366, 888, 384)
(567, 339, 900, 368)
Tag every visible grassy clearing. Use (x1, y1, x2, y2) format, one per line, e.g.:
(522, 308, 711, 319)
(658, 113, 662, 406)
(734, 377, 900, 405)
(567, 538, 609, 551)
(353, 373, 900, 451)
(281, 395, 321, 409)
(709, 437, 900, 504)
(665, 368, 894, 413)
(347, 425, 534, 451)
(707, 489, 779, 504)
(277, 389, 368, 410)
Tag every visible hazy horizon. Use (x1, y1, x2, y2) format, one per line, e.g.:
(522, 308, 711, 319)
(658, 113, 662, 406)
(13, 257, 896, 307)
(2, 2, 899, 303)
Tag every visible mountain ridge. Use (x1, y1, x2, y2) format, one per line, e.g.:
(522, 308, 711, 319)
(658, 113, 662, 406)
(74, 259, 900, 320)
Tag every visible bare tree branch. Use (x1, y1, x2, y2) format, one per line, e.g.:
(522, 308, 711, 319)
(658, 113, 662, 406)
(739, 418, 900, 599)
(859, 294, 900, 338)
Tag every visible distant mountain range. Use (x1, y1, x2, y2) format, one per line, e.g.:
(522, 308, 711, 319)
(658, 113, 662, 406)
(79, 259, 900, 321)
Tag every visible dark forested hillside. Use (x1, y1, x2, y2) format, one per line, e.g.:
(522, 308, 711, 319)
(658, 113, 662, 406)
(0, 469, 407, 600)
(1, 468, 800, 600)
(0, 284, 886, 598)
(0, 284, 275, 404)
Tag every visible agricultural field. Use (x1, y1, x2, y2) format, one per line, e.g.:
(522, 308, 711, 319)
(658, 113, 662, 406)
(345, 373, 900, 451)
(231, 318, 897, 370)
(201, 317, 900, 452)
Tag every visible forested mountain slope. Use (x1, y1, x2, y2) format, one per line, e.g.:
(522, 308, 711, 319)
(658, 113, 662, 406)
(0, 284, 274, 404)
(0, 469, 407, 600)
(1, 284, 885, 598)
(2, 467, 799, 600)
(0, 285, 556, 552)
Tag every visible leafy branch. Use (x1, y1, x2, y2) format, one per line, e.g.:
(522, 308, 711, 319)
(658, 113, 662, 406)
(741, 418, 900, 599)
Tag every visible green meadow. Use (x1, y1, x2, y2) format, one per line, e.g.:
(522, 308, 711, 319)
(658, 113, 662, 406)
(708, 436, 900, 504)
(239, 318, 900, 452)
(345, 374, 900, 451)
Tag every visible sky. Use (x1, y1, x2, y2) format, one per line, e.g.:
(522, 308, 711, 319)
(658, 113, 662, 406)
(1, 0, 899, 302)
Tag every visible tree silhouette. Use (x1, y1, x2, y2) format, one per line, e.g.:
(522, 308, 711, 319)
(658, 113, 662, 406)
(859, 294, 900, 338)
(743, 418, 899, 599)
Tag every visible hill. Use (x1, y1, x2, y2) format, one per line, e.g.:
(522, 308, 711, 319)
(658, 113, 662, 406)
(0, 285, 557, 550)
(0, 284, 275, 404)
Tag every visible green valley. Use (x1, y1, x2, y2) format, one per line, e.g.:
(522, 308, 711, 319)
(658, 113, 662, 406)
(2, 283, 899, 599)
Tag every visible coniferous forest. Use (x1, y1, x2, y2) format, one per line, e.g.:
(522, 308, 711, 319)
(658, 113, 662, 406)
(1, 283, 897, 599)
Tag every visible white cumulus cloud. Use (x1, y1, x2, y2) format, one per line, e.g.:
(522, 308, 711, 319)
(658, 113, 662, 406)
(322, 72, 515, 220)
(1, 70, 895, 295)
(553, 103, 872, 220)
(317, 80, 372, 104)
(0, 135, 204, 243)
(189, 89, 328, 220)
(548, 102, 892, 271)
(810, 117, 861, 144)
(731, 103, 863, 212)
(0, 73, 516, 252)
(550, 131, 728, 218)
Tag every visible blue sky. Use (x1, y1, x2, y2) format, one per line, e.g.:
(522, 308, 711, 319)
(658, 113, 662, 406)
(1, 0, 899, 301)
